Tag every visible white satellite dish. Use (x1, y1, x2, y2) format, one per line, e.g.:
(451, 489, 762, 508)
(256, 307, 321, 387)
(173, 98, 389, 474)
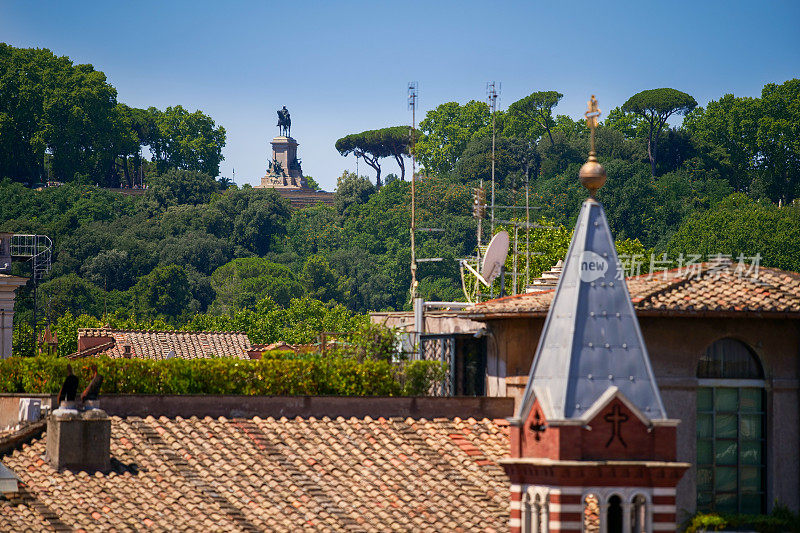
(461, 230, 510, 288)
(481, 231, 510, 284)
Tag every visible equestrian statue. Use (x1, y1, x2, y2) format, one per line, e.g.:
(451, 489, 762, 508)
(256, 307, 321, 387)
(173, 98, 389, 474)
(277, 106, 291, 137)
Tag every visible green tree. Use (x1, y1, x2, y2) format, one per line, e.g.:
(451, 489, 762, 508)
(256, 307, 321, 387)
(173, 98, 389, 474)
(334, 171, 375, 215)
(335, 127, 415, 186)
(415, 101, 491, 176)
(622, 88, 697, 176)
(132, 264, 192, 319)
(146, 169, 219, 207)
(505, 90, 563, 146)
(300, 255, 348, 303)
(81, 248, 135, 290)
(210, 258, 303, 312)
(303, 175, 321, 191)
(665, 193, 800, 271)
(148, 105, 226, 176)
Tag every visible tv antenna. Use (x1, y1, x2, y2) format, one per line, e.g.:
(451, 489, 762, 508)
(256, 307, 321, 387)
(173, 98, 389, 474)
(408, 81, 419, 302)
(486, 81, 501, 234)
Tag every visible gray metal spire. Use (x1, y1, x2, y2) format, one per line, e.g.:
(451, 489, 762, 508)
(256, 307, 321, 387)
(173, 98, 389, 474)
(516, 197, 667, 422)
(515, 95, 666, 423)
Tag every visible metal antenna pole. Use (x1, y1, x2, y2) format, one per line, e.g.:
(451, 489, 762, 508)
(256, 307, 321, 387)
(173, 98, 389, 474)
(487, 82, 498, 235)
(513, 225, 518, 294)
(408, 82, 418, 303)
(525, 175, 531, 288)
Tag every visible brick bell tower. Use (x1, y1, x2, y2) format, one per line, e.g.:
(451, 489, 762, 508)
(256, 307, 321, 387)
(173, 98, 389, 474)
(500, 96, 689, 533)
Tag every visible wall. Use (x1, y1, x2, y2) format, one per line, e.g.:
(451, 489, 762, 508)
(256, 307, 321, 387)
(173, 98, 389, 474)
(85, 395, 514, 420)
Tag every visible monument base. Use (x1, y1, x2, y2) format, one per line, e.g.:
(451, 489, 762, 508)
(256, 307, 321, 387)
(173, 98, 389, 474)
(255, 135, 308, 189)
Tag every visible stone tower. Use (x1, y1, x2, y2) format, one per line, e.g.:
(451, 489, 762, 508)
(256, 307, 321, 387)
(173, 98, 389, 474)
(500, 97, 689, 533)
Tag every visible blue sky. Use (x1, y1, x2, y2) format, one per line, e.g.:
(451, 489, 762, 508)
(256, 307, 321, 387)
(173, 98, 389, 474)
(1, 1, 798, 190)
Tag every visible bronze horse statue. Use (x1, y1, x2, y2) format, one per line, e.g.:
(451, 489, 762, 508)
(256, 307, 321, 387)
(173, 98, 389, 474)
(277, 106, 291, 137)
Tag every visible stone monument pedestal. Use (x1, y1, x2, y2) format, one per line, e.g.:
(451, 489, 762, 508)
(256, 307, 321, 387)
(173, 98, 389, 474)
(258, 136, 307, 189)
(46, 409, 111, 472)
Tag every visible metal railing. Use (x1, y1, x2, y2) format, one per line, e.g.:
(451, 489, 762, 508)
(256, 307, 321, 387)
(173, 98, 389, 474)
(10, 234, 52, 280)
(418, 334, 455, 396)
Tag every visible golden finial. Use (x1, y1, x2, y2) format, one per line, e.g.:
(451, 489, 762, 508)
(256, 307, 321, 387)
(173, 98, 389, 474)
(579, 94, 606, 197)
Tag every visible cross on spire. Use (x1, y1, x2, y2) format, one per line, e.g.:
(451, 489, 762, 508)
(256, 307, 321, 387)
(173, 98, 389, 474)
(584, 95, 601, 155)
(578, 94, 607, 196)
(603, 404, 629, 448)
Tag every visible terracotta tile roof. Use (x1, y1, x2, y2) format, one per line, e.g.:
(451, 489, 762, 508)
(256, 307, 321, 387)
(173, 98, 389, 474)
(469, 263, 800, 318)
(1, 415, 511, 532)
(74, 329, 253, 360)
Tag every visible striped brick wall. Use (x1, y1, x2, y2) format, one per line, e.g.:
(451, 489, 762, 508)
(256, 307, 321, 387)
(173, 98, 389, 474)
(652, 487, 677, 531)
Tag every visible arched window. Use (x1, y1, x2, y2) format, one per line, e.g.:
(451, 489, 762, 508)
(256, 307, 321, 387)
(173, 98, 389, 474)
(606, 495, 623, 533)
(522, 491, 533, 533)
(631, 494, 647, 533)
(583, 494, 600, 533)
(538, 494, 548, 533)
(696, 338, 765, 515)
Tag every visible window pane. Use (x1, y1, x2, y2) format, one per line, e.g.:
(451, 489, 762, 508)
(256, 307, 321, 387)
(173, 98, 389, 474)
(715, 467, 737, 492)
(697, 388, 713, 411)
(697, 439, 713, 465)
(740, 440, 762, 466)
(740, 389, 762, 412)
(740, 493, 762, 514)
(697, 491, 713, 511)
(740, 414, 762, 439)
(714, 492, 737, 513)
(697, 467, 713, 491)
(740, 466, 762, 493)
(715, 414, 737, 438)
(697, 414, 713, 438)
(716, 388, 738, 412)
(715, 440, 737, 465)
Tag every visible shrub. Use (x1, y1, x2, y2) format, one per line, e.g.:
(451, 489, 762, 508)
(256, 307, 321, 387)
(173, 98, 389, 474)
(0, 355, 447, 397)
(685, 505, 800, 533)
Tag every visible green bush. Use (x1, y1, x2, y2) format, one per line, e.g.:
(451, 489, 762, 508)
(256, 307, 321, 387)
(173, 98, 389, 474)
(685, 505, 800, 533)
(0, 356, 447, 397)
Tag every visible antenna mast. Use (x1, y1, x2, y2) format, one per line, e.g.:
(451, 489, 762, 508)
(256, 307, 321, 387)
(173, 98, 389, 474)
(487, 81, 500, 234)
(408, 81, 419, 302)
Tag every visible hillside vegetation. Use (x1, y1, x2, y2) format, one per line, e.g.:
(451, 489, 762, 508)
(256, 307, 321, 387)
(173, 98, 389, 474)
(2, 43, 799, 356)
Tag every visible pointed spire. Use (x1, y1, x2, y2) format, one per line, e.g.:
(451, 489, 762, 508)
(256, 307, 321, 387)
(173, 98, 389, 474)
(515, 95, 666, 423)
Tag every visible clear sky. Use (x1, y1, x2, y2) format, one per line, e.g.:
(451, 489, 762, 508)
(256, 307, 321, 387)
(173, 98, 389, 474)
(1, 1, 798, 190)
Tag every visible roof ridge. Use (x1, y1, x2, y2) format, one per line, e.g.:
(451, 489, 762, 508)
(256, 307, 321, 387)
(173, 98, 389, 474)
(80, 328, 249, 335)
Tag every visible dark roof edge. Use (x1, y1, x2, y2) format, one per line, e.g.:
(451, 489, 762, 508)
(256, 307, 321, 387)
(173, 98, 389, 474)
(468, 309, 800, 320)
(92, 395, 515, 420)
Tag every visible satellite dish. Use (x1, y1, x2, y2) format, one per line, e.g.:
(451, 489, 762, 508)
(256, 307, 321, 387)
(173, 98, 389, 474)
(481, 231, 510, 284)
(460, 230, 510, 290)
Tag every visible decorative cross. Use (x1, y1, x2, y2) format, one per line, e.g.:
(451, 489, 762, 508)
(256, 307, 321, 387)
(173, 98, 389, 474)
(529, 411, 547, 441)
(584, 95, 602, 156)
(603, 404, 629, 448)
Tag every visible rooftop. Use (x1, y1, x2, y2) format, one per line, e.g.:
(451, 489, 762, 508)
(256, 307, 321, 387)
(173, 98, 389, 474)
(469, 262, 800, 319)
(1, 412, 510, 532)
(72, 329, 253, 360)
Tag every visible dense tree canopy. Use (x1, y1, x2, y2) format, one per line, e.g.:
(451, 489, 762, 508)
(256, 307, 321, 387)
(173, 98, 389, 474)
(621, 88, 697, 176)
(0, 44, 225, 186)
(3, 49, 799, 358)
(415, 100, 491, 176)
(505, 90, 563, 146)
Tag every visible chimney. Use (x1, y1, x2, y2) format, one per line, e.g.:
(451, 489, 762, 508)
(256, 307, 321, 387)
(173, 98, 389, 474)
(123, 344, 132, 358)
(46, 408, 110, 472)
(77, 329, 114, 354)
